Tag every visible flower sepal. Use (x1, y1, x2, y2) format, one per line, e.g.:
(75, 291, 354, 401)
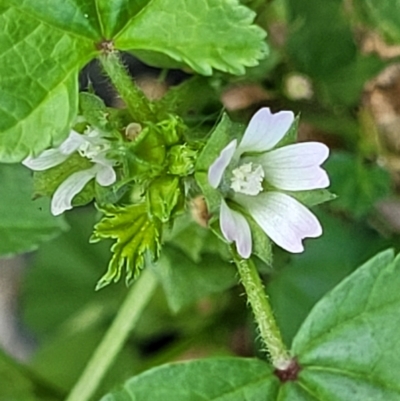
(125, 125, 167, 180)
(245, 212, 273, 265)
(195, 114, 243, 215)
(196, 113, 243, 173)
(156, 115, 186, 146)
(272, 113, 299, 149)
(94, 179, 129, 206)
(194, 171, 225, 216)
(126, 116, 186, 179)
(147, 176, 185, 223)
(79, 92, 111, 132)
(167, 144, 198, 176)
(284, 188, 336, 208)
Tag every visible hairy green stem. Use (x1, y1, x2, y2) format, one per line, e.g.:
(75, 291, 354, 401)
(234, 256, 291, 370)
(65, 269, 158, 401)
(99, 51, 154, 121)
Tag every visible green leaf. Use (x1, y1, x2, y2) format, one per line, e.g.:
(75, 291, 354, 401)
(354, 0, 400, 44)
(0, 164, 68, 257)
(0, 347, 61, 401)
(91, 203, 162, 289)
(285, 1, 386, 107)
(286, 189, 336, 208)
(115, 0, 268, 76)
(164, 216, 231, 262)
(316, 55, 385, 107)
(0, 3, 97, 162)
(21, 208, 124, 336)
(285, 0, 356, 79)
(325, 152, 391, 218)
(1, 0, 267, 162)
(301, 109, 359, 147)
(291, 249, 400, 400)
(99, 248, 400, 401)
(100, 358, 278, 401)
(5, 0, 101, 39)
(151, 246, 237, 313)
(93, 0, 152, 39)
(31, 328, 140, 399)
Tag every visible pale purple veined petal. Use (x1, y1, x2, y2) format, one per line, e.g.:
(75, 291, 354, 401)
(208, 139, 237, 188)
(59, 130, 87, 155)
(255, 142, 330, 191)
(95, 164, 117, 186)
(51, 167, 97, 216)
(220, 199, 252, 258)
(238, 108, 295, 155)
(236, 192, 322, 253)
(22, 149, 70, 171)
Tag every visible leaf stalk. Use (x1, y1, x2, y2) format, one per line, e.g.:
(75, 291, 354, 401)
(99, 51, 154, 122)
(65, 269, 158, 401)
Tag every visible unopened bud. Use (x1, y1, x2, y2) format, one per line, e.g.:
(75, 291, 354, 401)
(125, 122, 142, 141)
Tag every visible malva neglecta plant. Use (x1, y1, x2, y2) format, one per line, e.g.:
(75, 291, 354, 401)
(1, 1, 400, 401)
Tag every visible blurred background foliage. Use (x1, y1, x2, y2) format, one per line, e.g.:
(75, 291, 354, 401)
(3, 0, 400, 399)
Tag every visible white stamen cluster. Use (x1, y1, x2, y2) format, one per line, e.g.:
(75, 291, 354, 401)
(230, 162, 264, 196)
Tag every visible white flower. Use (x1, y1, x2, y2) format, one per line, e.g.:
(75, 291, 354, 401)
(23, 128, 116, 216)
(208, 107, 330, 257)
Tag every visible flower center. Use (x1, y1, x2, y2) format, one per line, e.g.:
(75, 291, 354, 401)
(230, 162, 264, 196)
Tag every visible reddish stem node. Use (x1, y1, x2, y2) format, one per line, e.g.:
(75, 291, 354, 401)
(96, 39, 115, 53)
(274, 358, 301, 383)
